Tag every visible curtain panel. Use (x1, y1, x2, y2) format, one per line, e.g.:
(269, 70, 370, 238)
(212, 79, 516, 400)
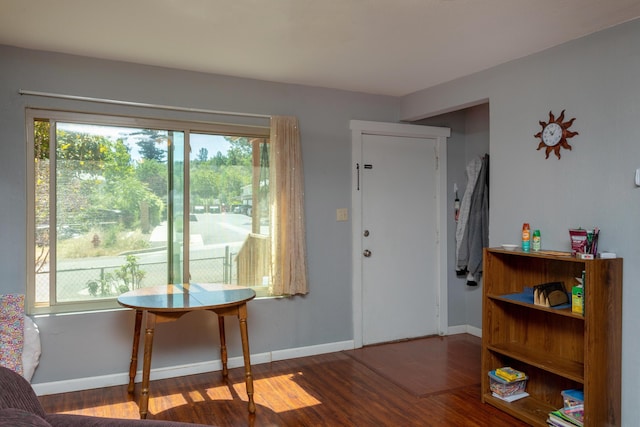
(269, 116, 309, 296)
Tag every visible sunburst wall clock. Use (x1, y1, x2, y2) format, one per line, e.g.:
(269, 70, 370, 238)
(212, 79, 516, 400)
(534, 110, 578, 159)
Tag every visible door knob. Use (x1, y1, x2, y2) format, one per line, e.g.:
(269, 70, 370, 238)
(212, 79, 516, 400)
(363, 249, 372, 257)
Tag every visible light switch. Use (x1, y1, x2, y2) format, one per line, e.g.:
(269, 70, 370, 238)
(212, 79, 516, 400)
(336, 208, 348, 221)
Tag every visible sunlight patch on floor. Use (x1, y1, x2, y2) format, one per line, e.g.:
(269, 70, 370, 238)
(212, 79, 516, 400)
(233, 372, 322, 413)
(61, 401, 141, 418)
(149, 393, 189, 415)
(204, 385, 234, 401)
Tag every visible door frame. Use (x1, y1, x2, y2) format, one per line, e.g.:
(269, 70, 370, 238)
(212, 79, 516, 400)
(350, 120, 450, 348)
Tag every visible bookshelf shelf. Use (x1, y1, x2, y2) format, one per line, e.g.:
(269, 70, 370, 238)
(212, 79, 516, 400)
(481, 248, 622, 426)
(487, 342, 584, 383)
(483, 393, 556, 426)
(488, 294, 585, 320)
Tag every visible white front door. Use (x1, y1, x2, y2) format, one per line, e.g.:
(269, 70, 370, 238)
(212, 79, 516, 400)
(351, 121, 450, 347)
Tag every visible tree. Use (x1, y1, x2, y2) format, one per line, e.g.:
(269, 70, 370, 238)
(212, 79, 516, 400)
(102, 175, 163, 228)
(196, 147, 209, 162)
(133, 129, 167, 162)
(136, 159, 168, 198)
(190, 166, 220, 203)
(34, 120, 51, 273)
(212, 151, 226, 166)
(226, 137, 253, 166)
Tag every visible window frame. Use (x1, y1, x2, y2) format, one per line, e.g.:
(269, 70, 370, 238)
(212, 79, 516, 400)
(26, 108, 270, 315)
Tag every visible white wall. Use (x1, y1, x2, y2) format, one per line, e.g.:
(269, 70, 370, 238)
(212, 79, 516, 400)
(413, 104, 489, 330)
(401, 18, 640, 425)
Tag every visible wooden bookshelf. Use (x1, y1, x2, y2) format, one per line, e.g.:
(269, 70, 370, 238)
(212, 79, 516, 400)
(481, 248, 622, 426)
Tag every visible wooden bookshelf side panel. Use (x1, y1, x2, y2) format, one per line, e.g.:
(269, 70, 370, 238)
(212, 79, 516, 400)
(584, 259, 623, 427)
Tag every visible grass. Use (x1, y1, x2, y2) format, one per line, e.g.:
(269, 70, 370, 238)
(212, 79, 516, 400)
(57, 228, 150, 258)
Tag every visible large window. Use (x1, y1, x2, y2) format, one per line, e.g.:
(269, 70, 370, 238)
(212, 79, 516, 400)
(27, 109, 275, 314)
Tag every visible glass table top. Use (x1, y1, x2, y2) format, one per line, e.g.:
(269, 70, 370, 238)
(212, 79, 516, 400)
(117, 283, 256, 311)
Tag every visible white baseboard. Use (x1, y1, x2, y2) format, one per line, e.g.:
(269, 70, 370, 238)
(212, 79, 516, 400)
(32, 331, 485, 396)
(447, 324, 482, 338)
(271, 340, 355, 361)
(32, 340, 355, 396)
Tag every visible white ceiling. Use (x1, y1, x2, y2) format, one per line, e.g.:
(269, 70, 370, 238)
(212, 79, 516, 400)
(2, 0, 640, 96)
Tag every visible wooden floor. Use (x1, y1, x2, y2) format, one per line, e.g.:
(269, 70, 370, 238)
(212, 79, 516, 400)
(39, 334, 528, 426)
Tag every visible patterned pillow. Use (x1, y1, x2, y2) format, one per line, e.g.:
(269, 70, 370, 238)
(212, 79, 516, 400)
(0, 294, 25, 376)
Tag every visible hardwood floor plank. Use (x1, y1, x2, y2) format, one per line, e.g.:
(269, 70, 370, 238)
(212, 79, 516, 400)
(39, 335, 528, 426)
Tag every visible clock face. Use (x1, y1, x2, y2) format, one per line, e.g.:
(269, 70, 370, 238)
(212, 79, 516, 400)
(542, 123, 562, 146)
(534, 110, 578, 159)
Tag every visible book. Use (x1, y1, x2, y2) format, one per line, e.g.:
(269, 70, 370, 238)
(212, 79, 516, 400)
(547, 415, 579, 427)
(491, 391, 529, 402)
(495, 367, 526, 382)
(549, 410, 582, 427)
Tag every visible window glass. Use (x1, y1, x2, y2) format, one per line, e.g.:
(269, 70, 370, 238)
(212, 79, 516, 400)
(30, 111, 270, 313)
(188, 134, 269, 288)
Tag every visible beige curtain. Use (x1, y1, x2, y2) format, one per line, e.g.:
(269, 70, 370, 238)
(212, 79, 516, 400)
(269, 116, 309, 296)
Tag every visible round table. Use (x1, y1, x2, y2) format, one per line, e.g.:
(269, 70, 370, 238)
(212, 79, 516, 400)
(118, 283, 256, 418)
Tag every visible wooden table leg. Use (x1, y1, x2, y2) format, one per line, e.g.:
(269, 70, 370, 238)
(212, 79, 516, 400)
(127, 309, 143, 394)
(238, 303, 255, 414)
(218, 315, 228, 377)
(139, 311, 156, 419)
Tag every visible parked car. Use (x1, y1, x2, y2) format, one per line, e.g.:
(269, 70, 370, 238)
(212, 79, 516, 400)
(233, 204, 252, 215)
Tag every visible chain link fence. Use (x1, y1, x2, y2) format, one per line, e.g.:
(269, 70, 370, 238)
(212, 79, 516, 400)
(35, 248, 237, 303)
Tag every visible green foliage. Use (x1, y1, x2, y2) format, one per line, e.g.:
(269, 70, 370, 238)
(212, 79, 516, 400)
(132, 129, 167, 162)
(86, 272, 117, 297)
(115, 255, 146, 292)
(102, 226, 119, 248)
(102, 139, 135, 181)
(34, 120, 50, 160)
(226, 137, 253, 166)
(56, 129, 113, 178)
(136, 159, 168, 198)
(196, 147, 209, 162)
(102, 176, 157, 227)
(212, 151, 226, 166)
(85, 255, 146, 297)
(57, 228, 149, 258)
(189, 137, 256, 207)
(190, 167, 221, 202)
(36, 121, 261, 272)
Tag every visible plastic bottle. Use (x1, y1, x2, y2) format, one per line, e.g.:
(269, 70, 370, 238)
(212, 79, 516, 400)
(532, 229, 541, 251)
(522, 223, 531, 252)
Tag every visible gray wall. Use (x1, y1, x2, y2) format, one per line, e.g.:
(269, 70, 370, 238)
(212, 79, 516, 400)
(413, 104, 489, 330)
(0, 45, 400, 384)
(402, 18, 640, 425)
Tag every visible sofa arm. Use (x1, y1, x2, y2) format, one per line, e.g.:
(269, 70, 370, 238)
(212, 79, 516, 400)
(0, 367, 46, 417)
(45, 413, 212, 426)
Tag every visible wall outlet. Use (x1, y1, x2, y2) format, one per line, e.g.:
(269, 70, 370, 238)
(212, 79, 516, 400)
(336, 208, 348, 221)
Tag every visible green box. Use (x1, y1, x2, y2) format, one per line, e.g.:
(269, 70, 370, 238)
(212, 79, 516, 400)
(572, 285, 583, 315)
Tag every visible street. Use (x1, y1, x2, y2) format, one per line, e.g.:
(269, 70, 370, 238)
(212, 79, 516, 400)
(43, 213, 266, 302)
